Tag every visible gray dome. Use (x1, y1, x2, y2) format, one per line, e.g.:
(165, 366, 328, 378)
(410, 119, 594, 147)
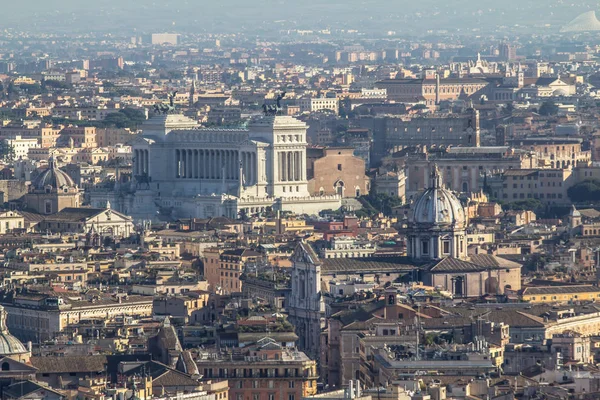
(410, 166, 466, 228)
(0, 306, 28, 356)
(32, 159, 76, 191)
(561, 11, 600, 33)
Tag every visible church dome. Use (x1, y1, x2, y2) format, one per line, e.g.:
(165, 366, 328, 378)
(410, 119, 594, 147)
(0, 306, 28, 356)
(410, 165, 466, 228)
(32, 158, 76, 191)
(561, 11, 600, 33)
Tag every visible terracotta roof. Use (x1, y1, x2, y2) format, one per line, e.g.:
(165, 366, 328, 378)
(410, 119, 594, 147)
(30, 355, 107, 373)
(522, 285, 600, 296)
(485, 310, 547, 328)
(153, 369, 201, 387)
(322, 257, 418, 273)
(3, 380, 64, 399)
(429, 257, 484, 273)
(469, 254, 522, 269)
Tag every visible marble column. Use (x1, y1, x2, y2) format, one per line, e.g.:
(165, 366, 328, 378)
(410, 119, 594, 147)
(204, 150, 209, 179)
(283, 151, 287, 182)
(294, 151, 299, 181)
(144, 150, 150, 175)
(225, 150, 230, 179)
(230, 150, 235, 179)
(215, 150, 223, 179)
(199, 150, 204, 179)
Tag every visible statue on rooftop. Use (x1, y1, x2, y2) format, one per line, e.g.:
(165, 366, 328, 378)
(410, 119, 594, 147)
(262, 91, 286, 116)
(153, 91, 178, 114)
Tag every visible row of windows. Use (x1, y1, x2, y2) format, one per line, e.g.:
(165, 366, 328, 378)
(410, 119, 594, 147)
(529, 294, 600, 301)
(237, 394, 295, 400)
(205, 368, 305, 379)
(505, 193, 562, 199)
(510, 181, 562, 189)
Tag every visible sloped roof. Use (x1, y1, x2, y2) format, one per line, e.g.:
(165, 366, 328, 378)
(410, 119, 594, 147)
(153, 369, 201, 387)
(522, 285, 600, 296)
(469, 254, 522, 269)
(3, 380, 64, 399)
(30, 355, 107, 373)
(322, 256, 418, 273)
(429, 255, 521, 273)
(429, 257, 484, 273)
(485, 310, 547, 328)
(43, 207, 131, 223)
(293, 241, 322, 266)
(177, 351, 200, 376)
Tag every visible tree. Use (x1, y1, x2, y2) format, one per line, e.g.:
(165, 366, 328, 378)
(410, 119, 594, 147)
(538, 101, 559, 116)
(0, 140, 15, 162)
(359, 193, 403, 216)
(103, 113, 132, 129)
(503, 199, 543, 212)
(567, 179, 600, 202)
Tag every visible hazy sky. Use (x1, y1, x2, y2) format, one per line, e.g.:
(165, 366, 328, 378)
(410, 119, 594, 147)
(2, 0, 599, 35)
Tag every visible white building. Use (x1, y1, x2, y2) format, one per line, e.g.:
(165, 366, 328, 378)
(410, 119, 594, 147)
(298, 97, 339, 114)
(90, 113, 341, 220)
(6, 136, 40, 160)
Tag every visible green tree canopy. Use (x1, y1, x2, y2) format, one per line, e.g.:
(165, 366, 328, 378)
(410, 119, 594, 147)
(567, 179, 600, 202)
(538, 101, 559, 116)
(358, 193, 403, 217)
(502, 199, 543, 212)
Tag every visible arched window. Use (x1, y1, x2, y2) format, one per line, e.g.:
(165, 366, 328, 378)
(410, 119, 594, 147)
(335, 181, 345, 196)
(2, 362, 10, 371)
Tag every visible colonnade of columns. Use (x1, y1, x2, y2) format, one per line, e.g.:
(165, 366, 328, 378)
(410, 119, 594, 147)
(174, 149, 257, 185)
(134, 149, 149, 176)
(278, 150, 304, 182)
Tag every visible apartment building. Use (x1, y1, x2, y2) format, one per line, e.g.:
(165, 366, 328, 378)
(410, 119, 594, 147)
(195, 339, 317, 400)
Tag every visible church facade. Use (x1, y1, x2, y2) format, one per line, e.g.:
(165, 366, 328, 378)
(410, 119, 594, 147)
(287, 241, 326, 362)
(91, 114, 341, 221)
(404, 165, 522, 297)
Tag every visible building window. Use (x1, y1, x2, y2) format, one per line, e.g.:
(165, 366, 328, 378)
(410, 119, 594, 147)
(421, 240, 429, 255)
(337, 164, 342, 171)
(289, 381, 295, 389)
(443, 241, 450, 254)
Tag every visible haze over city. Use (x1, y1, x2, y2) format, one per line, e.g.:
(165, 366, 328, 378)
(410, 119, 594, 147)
(0, 1, 599, 400)
(3, 0, 600, 34)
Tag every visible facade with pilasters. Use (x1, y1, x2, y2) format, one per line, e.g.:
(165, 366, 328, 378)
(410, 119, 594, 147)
(91, 114, 340, 220)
